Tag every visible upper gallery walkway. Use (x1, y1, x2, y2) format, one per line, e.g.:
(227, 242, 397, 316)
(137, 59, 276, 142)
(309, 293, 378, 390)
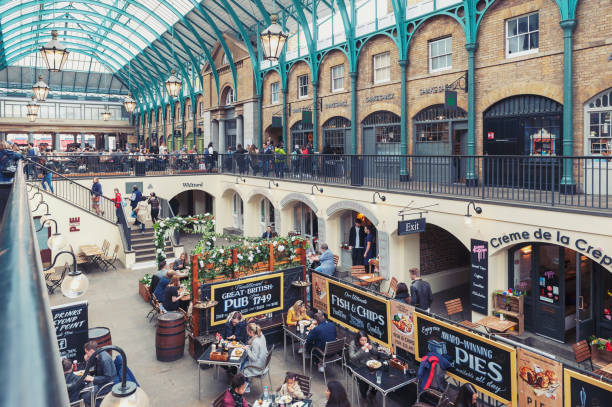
(27, 153, 612, 214)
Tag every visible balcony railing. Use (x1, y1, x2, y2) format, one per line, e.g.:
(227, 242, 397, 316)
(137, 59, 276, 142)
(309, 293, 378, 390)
(30, 153, 611, 211)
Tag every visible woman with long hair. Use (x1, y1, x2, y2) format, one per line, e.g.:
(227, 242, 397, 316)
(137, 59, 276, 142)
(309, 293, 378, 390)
(363, 225, 377, 268)
(348, 330, 378, 400)
(241, 323, 268, 393)
(394, 282, 410, 303)
(454, 383, 478, 407)
(326, 380, 351, 407)
(286, 300, 311, 326)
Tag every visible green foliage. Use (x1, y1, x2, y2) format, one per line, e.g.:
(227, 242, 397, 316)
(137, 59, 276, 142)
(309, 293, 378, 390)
(153, 213, 215, 267)
(140, 273, 152, 286)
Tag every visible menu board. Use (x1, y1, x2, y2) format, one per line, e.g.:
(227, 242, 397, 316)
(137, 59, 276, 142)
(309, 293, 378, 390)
(51, 301, 89, 361)
(311, 272, 328, 314)
(414, 312, 517, 405)
(564, 368, 612, 407)
(517, 348, 562, 407)
(470, 239, 489, 314)
(327, 279, 391, 347)
(389, 300, 415, 354)
(210, 272, 283, 325)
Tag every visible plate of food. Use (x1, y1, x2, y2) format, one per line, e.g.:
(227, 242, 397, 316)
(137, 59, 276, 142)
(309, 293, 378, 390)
(366, 360, 382, 370)
(275, 395, 292, 404)
(231, 348, 244, 358)
(299, 319, 311, 327)
(392, 313, 413, 335)
(291, 402, 304, 407)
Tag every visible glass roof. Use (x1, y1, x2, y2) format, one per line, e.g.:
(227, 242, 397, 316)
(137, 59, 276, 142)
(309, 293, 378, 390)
(14, 53, 111, 73)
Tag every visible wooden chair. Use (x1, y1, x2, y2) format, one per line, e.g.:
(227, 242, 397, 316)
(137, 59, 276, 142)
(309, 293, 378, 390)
(276, 371, 313, 399)
(45, 262, 69, 294)
(212, 390, 227, 407)
(573, 340, 594, 371)
(444, 298, 479, 329)
(101, 239, 110, 256)
(310, 338, 346, 385)
(68, 244, 89, 266)
(101, 244, 119, 270)
(147, 293, 164, 323)
(178, 307, 192, 337)
(384, 276, 399, 297)
(244, 344, 275, 393)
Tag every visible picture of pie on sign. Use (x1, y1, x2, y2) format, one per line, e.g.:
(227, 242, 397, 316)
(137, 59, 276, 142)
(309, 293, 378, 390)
(519, 365, 560, 398)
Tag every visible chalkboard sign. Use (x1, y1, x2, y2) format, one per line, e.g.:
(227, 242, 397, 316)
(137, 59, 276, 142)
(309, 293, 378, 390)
(397, 218, 426, 235)
(327, 279, 391, 347)
(414, 313, 516, 405)
(564, 368, 612, 407)
(51, 301, 89, 361)
(470, 239, 489, 314)
(210, 272, 284, 325)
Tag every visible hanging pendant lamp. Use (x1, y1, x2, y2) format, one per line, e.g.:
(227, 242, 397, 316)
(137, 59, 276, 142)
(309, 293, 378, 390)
(123, 93, 136, 113)
(32, 75, 50, 101)
(40, 30, 69, 72)
(165, 70, 181, 98)
(26, 96, 40, 116)
(260, 15, 288, 61)
(101, 106, 112, 121)
(27, 113, 38, 122)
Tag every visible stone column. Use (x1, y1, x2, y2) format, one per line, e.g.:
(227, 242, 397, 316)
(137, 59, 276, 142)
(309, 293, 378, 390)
(104, 134, 109, 151)
(80, 133, 85, 149)
(28, 132, 34, 144)
(53, 133, 60, 152)
(218, 119, 226, 153)
(236, 115, 244, 147)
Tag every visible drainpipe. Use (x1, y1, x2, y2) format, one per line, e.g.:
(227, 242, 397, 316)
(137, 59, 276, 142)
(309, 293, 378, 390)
(399, 59, 409, 181)
(312, 80, 319, 151)
(560, 19, 577, 194)
(350, 71, 357, 155)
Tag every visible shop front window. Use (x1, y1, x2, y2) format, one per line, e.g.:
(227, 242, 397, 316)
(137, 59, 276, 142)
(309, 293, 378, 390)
(512, 245, 533, 298)
(525, 116, 561, 156)
(601, 269, 612, 324)
(538, 244, 560, 304)
(585, 89, 612, 155)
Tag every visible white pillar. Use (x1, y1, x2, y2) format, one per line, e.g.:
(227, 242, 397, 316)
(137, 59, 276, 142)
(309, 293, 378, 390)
(27, 132, 34, 143)
(218, 119, 226, 153)
(53, 133, 60, 152)
(80, 133, 85, 149)
(237, 115, 244, 147)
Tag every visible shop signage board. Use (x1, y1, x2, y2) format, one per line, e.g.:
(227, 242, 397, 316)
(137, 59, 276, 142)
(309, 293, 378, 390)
(311, 272, 328, 314)
(389, 300, 415, 354)
(414, 312, 517, 405)
(397, 218, 426, 235)
(51, 301, 89, 361)
(327, 279, 391, 347)
(563, 367, 612, 407)
(470, 239, 489, 314)
(517, 348, 562, 407)
(210, 272, 284, 325)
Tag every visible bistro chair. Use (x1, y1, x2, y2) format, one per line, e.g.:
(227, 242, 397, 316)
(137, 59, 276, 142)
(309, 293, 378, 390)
(68, 244, 90, 267)
(101, 239, 110, 257)
(276, 371, 312, 399)
(282, 312, 297, 359)
(69, 400, 84, 407)
(45, 262, 69, 295)
(244, 344, 276, 393)
(414, 382, 453, 407)
(101, 244, 119, 271)
(212, 390, 227, 407)
(178, 307, 192, 337)
(572, 340, 594, 371)
(310, 338, 346, 385)
(385, 276, 399, 297)
(444, 299, 479, 329)
(147, 293, 164, 323)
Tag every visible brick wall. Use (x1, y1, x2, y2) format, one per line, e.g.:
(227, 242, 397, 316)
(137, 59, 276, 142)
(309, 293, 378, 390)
(419, 223, 469, 275)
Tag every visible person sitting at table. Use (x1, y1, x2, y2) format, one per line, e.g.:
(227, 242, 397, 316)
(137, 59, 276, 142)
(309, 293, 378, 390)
(286, 300, 312, 326)
(454, 383, 478, 407)
(394, 282, 410, 303)
(325, 380, 351, 407)
(63, 358, 93, 406)
(348, 330, 378, 400)
(242, 323, 268, 393)
(309, 243, 335, 276)
(305, 311, 337, 373)
(153, 266, 174, 301)
(173, 252, 190, 273)
(224, 311, 248, 343)
(222, 373, 249, 407)
(162, 275, 184, 312)
(83, 340, 116, 397)
(278, 373, 305, 400)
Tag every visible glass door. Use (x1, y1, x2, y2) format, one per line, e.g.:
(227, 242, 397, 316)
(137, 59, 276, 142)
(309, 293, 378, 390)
(576, 251, 594, 341)
(534, 244, 565, 341)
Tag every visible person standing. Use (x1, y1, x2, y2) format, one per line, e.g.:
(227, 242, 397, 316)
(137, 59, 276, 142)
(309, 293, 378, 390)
(129, 185, 142, 225)
(91, 177, 103, 216)
(274, 142, 286, 178)
(147, 192, 160, 223)
(262, 141, 273, 177)
(135, 196, 148, 233)
(113, 188, 123, 224)
(261, 225, 277, 239)
(363, 225, 377, 269)
(409, 267, 433, 312)
(38, 156, 54, 193)
(248, 144, 260, 175)
(348, 218, 366, 266)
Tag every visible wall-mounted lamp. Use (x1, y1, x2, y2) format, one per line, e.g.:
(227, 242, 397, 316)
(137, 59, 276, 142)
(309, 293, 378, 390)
(45, 250, 88, 298)
(311, 184, 323, 195)
(32, 201, 50, 215)
(37, 217, 66, 252)
(268, 180, 279, 190)
(372, 191, 386, 204)
(235, 176, 246, 185)
(30, 191, 43, 202)
(464, 200, 482, 225)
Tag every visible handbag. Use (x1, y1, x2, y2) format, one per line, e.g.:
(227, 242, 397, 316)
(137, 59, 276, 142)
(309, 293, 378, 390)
(130, 210, 137, 218)
(122, 200, 128, 208)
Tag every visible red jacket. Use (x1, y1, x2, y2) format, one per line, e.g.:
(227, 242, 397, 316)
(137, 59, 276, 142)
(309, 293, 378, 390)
(222, 390, 248, 407)
(114, 193, 122, 209)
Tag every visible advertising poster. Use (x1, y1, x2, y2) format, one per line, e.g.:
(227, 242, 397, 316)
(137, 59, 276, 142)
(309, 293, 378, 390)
(564, 368, 612, 407)
(389, 300, 415, 354)
(470, 239, 489, 314)
(51, 301, 89, 361)
(210, 272, 283, 325)
(517, 348, 562, 407)
(327, 279, 391, 347)
(311, 272, 328, 314)
(414, 312, 517, 405)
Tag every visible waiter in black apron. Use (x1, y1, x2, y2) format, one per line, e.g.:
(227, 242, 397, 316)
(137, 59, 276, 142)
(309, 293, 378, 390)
(348, 218, 366, 266)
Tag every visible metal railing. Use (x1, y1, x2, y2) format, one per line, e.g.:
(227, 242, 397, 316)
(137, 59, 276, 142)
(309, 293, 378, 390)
(30, 153, 611, 210)
(0, 161, 70, 406)
(25, 158, 132, 250)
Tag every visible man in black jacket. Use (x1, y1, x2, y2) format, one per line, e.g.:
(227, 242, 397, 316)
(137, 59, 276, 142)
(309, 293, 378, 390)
(63, 358, 93, 406)
(409, 267, 433, 312)
(83, 340, 117, 397)
(348, 218, 366, 266)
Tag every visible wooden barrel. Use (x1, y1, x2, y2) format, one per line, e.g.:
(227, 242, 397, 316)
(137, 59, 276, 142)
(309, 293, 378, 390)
(156, 312, 185, 362)
(88, 327, 112, 355)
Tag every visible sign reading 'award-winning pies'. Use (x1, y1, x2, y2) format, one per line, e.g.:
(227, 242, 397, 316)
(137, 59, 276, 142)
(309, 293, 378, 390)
(327, 279, 391, 347)
(210, 272, 284, 325)
(414, 313, 517, 405)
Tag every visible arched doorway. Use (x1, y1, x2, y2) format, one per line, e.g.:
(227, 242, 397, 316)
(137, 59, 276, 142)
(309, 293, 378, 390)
(168, 189, 214, 217)
(322, 116, 351, 154)
(292, 202, 318, 246)
(265, 124, 282, 146)
(259, 197, 276, 235)
(232, 192, 244, 230)
(336, 210, 378, 272)
(413, 104, 467, 183)
(290, 120, 313, 151)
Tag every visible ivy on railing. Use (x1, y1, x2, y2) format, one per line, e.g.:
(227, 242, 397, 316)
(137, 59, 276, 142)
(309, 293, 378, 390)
(153, 213, 215, 266)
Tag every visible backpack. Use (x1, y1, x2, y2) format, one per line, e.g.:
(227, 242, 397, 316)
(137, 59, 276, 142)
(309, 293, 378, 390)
(417, 352, 450, 393)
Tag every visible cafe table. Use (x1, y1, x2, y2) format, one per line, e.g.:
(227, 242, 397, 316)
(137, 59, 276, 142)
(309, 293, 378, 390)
(254, 394, 312, 407)
(347, 362, 417, 407)
(355, 274, 386, 290)
(283, 324, 313, 375)
(197, 344, 248, 400)
(476, 315, 517, 334)
(79, 244, 105, 268)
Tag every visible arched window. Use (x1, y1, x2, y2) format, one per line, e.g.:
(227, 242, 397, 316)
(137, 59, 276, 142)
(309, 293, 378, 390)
(222, 87, 234, 106)
(232, 193, 243, 230)
(222, 53, 229, 65)
(322, 116, 351, 154)
(361, 111, 401, 155)
(584, 89, 612, 155)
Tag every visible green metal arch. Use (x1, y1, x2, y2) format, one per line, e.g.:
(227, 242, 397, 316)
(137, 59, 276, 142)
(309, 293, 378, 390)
(403, 9, 467, 55)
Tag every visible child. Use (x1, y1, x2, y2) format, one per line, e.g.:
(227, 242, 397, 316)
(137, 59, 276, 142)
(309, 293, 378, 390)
(278, 374, 305, 400)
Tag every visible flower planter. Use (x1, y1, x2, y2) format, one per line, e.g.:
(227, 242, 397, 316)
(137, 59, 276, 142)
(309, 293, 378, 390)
(139, 282, 151, 303)
(592, 345, 612, 365)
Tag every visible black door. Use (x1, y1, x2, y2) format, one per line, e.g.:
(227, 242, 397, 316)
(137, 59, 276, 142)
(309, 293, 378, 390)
(533, 245, 565, 341)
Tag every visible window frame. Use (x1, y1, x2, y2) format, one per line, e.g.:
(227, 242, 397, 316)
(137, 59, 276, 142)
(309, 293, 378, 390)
(298, 74, 309, 99)
(428, 36, 453, 73)
(505, 12, 539, 58)
(222, 53, 229, 65)
(373, 52, 390, 84)
(271, 82, 280, 104)
(331, 64, 345, 92)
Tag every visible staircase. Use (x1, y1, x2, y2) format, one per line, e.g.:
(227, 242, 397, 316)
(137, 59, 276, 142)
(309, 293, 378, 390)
(129, 225, 174, 266)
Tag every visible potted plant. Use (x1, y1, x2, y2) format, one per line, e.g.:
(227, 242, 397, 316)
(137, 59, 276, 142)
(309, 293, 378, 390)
(139, 274, 152, 302)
